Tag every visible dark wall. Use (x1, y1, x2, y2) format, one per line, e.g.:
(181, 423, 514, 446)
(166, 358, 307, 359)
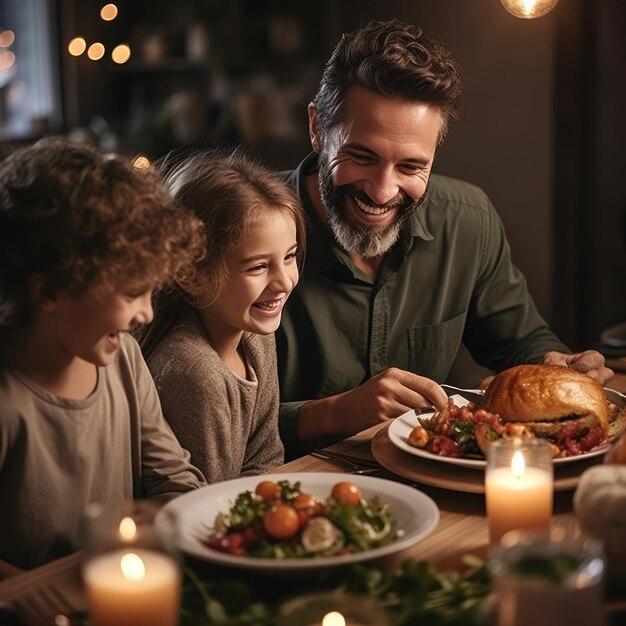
(553, 0, 626, 349)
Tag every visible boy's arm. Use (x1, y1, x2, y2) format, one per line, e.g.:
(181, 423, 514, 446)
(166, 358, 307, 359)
(128, 337, 207, 500)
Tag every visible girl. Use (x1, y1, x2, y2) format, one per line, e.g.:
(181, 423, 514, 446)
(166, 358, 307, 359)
(138, 150, 306, 483)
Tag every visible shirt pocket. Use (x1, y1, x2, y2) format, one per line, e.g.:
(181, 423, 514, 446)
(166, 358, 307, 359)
(408, 312, 466, 382)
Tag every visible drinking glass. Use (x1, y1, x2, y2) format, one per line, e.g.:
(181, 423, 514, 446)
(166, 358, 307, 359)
(489, 530, 607, 626)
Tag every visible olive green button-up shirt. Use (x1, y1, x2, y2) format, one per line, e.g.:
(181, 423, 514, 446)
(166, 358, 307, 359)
(277, 154, 569, 458)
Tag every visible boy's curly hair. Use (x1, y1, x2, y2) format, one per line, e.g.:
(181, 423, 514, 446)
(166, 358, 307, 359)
(0, 136, 205, 332)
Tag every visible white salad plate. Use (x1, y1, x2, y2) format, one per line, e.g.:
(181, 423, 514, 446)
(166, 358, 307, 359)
(388, 394, 610, 470)
(156, 472, 439, 572)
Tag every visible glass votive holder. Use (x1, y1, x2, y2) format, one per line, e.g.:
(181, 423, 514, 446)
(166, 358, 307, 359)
(485, 438, 554, 545)
(489, 531, 607, 626)
(81, 500, 182, 626)
(277, 592, 392, 626)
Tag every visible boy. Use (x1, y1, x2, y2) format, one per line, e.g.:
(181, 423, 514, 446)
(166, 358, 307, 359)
(0, 137, 207, 569)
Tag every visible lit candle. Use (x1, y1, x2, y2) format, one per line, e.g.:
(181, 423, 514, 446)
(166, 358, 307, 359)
(486, 440, 553, 544)
(278, 592, 391, 625)
(323, 612, 346, 626)
(83, 548, 181, 626)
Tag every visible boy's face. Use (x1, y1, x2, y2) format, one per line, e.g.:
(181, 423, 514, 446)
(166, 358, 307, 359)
(42, 284, 154, 367)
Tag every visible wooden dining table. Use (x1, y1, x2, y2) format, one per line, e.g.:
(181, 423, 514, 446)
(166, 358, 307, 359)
(1, 368, 625, 625)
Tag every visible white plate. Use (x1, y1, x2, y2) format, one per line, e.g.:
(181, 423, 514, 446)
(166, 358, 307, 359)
(388, 394, 610, 470)
(156, 472, 439, 572)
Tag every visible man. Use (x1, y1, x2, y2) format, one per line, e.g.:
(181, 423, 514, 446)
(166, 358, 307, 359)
(277, 19, 612, 459)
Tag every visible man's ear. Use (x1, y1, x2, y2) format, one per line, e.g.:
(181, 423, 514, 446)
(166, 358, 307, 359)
(28, 274, 58, 313)
(308, 103, 322, 153)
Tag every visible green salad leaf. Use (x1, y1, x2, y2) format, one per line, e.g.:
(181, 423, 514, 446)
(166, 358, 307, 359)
(181, 555, 491, 626)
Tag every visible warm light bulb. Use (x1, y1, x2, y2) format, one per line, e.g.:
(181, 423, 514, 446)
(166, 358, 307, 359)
(68, 37, 87, 56)
(120, 552, 145, 581)
(118, 516, 137, 541)
(322, 612, 346, 626)
(100, 3, 118, 21)
(111, 43, 131, 64)
(87, 42, 105, 61)
(511, 451, 526, 478)
(501, 0, 559, 19)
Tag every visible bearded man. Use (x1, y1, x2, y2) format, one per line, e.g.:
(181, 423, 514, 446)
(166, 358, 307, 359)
(277, 18, 612, 459)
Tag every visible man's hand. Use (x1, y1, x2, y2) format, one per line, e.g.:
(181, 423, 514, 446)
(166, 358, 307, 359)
(297, 367, 448, 450)
(542, 350, 614, 384)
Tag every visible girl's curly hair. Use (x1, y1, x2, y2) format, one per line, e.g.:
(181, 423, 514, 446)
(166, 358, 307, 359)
(0, 136, 205, 335)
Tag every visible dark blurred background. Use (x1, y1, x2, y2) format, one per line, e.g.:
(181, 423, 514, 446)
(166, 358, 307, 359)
(0, 0, 623, 381)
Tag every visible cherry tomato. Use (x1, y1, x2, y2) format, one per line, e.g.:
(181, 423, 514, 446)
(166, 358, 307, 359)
(296, 508, 313, 530)
(204, 534, 246, 555)
(263, 504, 300, 540)
(331, 481, 363, 506)
(293, 493, 320, 513)
(255, 480, 281, 502)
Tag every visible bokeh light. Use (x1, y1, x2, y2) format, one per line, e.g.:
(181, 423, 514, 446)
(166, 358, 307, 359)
(100, 4, 118, 21)
(68, 37, 87, 56)
(0, 30, 15, 48)
(0, 50, 15, 71)
(132, 155, 151, 170)
(111, 44, 131, 64)
(87, 42, 105, 61)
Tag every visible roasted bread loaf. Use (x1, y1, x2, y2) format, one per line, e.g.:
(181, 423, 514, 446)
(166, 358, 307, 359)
(483, 364, 609, 436)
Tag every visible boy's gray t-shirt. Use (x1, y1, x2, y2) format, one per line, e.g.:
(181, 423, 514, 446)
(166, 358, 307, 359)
(0, 334, 205, 569)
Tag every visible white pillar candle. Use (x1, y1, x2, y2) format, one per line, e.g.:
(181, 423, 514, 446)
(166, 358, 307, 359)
(83, 548, 181, 626)
(486, 448, 553, 544)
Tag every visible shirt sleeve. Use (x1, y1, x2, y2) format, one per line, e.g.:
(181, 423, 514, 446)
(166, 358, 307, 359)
(239, 334, 284, 474)
(279, 400, 309, 461)
(463, 196, 571, 371)
(127, 337, 207, 500)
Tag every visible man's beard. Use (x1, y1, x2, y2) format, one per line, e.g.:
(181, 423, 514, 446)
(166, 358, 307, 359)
(317, 154, 425, 258)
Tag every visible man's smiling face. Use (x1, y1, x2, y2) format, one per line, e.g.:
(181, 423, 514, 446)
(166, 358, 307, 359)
(310, 85, 441, 258)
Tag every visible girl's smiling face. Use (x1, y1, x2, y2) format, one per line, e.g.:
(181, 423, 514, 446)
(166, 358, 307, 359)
(200, 210, 299, 340)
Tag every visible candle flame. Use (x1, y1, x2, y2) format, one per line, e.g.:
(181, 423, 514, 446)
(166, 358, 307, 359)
(511, 451, 526, 478)
(322, 612, 346, 626)
(118, 516, 137, 541)
(120, 552, 145, 581)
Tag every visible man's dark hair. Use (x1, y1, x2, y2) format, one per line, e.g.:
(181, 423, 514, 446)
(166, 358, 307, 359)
(312, 18, 462, 142)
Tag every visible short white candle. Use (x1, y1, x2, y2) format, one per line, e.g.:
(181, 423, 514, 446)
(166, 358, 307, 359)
(83, 548, 181, 626)
(486, 450, 553, 544)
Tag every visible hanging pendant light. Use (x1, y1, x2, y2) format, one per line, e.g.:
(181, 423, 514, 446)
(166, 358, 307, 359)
(500, 0, 560, 19)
